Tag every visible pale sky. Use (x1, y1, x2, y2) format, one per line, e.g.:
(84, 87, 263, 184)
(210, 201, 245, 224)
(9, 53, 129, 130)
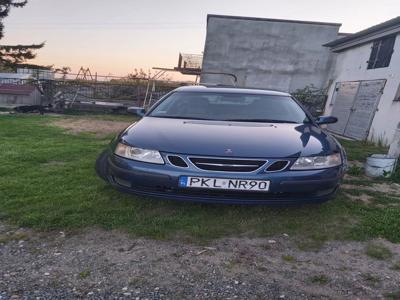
(1, 0, 399, 78)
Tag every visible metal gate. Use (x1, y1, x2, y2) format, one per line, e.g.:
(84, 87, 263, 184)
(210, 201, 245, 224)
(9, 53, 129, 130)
(328, 79, 386, 140)
(328, 82, 359, 135)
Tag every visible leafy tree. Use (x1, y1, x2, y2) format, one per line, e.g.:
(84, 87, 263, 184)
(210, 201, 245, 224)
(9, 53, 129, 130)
(127, 68, 150, 80)
(55, 66, 71, 80)
(292, 84, 328, 117)
(127, 68, 172, 81)
(0, 0, 44, 69)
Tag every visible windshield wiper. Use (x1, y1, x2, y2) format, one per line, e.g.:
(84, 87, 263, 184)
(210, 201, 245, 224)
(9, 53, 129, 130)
(223, 119, 299, 124)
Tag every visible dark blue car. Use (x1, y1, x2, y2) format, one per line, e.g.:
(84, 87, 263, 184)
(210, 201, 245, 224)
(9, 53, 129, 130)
(96, 85, 346, 205)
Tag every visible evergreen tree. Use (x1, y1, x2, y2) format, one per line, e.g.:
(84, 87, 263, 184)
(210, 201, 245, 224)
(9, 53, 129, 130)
(0, 0, 44, 69)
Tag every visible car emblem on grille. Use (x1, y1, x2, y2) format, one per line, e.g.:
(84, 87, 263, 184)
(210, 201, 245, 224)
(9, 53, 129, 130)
(224, 148, 233, 154)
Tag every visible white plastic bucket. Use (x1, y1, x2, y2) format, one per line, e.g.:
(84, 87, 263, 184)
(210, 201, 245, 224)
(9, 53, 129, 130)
(364, 154, 397, 177)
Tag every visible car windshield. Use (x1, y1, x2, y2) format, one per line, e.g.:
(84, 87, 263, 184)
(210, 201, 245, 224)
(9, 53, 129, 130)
(149, 91, 310, 123)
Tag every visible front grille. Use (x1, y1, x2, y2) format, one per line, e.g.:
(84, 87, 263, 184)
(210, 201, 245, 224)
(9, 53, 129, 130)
(266, 160, 290, 172)
(189, 157, 266, 172)
(167, 155, 188, 168)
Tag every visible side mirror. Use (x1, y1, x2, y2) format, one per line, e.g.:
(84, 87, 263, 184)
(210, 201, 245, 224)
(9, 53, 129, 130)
(315, 116, 338, 125)
(127, 107, 146, 117)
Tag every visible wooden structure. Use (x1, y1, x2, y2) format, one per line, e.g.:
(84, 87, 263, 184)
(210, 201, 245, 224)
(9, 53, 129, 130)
(0, 84, 42, 108)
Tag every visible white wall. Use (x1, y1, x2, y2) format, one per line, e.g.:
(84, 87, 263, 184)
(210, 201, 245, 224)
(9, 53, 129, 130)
(324, 34, 400, 145)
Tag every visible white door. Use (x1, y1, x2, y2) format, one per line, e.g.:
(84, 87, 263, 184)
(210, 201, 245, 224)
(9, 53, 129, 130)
(327, 82, 360, 135)
(328, 79, 386, 140)
(343, 80, 386, 140)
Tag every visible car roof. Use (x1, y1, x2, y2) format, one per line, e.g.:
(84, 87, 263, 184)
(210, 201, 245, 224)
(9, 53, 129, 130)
(174, 85, 291, 97)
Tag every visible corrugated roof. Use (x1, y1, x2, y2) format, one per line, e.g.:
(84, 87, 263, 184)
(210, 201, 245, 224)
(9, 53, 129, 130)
(0, 84, 37, 95)
(324, 16, 400, 50)
(207, 14, 341, 27)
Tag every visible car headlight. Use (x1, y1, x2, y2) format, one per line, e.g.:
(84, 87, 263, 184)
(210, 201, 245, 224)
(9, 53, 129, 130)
(291, 153, 342, 170)
(114, 143, 164, 164)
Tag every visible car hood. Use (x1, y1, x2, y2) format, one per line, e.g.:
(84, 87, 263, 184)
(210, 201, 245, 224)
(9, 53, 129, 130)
(120, 117, 340, 158)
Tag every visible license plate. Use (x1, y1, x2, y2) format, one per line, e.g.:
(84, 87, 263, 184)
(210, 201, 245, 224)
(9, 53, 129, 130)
(179, 176, 270, 192)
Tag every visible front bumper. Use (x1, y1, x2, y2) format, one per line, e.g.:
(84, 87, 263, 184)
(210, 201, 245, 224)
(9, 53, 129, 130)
(103, 150, 344, 205)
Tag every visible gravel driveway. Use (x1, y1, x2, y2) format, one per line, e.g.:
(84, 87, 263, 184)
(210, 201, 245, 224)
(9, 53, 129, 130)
(0, 222, 399, 300)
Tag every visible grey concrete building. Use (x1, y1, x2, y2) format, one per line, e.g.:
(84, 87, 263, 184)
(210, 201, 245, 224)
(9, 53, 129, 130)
(201, 15, 343, 92)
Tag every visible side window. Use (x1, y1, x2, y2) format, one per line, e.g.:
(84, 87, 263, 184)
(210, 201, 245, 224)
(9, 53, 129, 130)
(367, 35, 396, 69)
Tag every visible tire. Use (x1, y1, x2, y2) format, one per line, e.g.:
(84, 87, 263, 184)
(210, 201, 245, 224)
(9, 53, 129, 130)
(95, 149, 110, 182)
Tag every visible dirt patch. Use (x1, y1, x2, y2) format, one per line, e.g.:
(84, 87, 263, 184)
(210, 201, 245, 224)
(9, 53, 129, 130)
(372, 183, 400, 195)
(52, 118, 132, 137)
(342, 182, 400, 196)
(344, 174, 373, 181)
(344, 192, 373, 204)
(1, 224, 399, 299)
(341, 184, 370, 191)
(348, 160, 364, 168)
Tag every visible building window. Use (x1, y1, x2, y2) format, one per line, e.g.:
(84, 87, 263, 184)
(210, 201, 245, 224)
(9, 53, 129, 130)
(394, 83, 400, 102)
(367, 35, 396, 69)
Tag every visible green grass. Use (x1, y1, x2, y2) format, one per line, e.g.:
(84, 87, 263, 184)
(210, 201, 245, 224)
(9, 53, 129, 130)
(0, 115, 400, 242)
(384, 290, 400, 300)
(361, 273, 381, 288)
(365, 243, 393, 260)
(308, 274, 330, 285)
(338, 139, 388, 161)
(281, 255, 296, 262)
(61, 110, 137, 122)
(391, 261, 400, 271)
(0, 232, 28, 244)
(296, 236, 327, 251)
(347, 165, 364, 176)
(338, 138, 400, 184)
(79, 270, 91, 279)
